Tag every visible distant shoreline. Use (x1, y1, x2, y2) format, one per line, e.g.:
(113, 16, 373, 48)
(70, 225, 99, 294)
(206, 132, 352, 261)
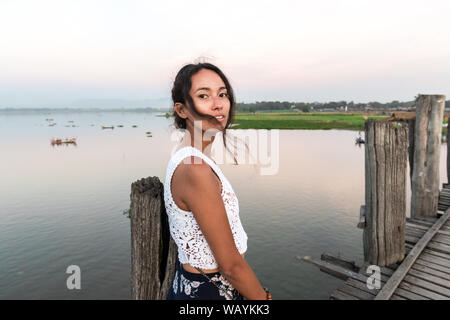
(0, 107, 170, 114)
(2, 108, 448, 133)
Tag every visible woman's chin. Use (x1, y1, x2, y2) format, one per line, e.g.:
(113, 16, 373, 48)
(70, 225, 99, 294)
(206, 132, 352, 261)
(217, 120, 227, 130)
(207, 122, 226, 133)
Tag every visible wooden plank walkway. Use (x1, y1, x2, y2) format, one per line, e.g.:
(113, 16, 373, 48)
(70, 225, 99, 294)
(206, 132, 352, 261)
(327, 212, 450, 300)
(438, 186, 450, 212)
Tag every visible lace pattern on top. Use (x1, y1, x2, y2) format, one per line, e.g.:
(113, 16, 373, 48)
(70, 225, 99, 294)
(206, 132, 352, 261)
(164, 146, 248, 270)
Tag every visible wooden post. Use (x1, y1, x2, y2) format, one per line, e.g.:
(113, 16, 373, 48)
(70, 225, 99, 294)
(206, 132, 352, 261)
(407, 119, 415, 182)
(364, 119, 408, 266)
(130, 176, 178, 299)
(411, 94, 446, 218)
(447, 115, 450, 186)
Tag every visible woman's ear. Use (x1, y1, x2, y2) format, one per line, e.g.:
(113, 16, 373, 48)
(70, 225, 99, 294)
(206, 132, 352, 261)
(174, 102, 188, 119)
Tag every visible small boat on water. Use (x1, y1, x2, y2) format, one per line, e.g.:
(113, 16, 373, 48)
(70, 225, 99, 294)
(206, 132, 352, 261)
(51, 137, 77, 146)
(355, 137, 365, 144)
(102, 126, 114, 129)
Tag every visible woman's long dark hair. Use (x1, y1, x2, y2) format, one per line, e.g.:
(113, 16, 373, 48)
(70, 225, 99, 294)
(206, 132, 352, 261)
(171, 62, 238, 163)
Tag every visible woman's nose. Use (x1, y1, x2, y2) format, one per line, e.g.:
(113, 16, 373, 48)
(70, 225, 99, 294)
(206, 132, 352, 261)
(212, 96, 223, 109)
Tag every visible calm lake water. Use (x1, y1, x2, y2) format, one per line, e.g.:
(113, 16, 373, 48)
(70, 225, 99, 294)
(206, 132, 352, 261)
(1, 111, 448, 299)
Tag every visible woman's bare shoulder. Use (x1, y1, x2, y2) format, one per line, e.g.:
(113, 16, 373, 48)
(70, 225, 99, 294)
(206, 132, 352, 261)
(171, 155, 221, 211)
(174, 156, 216, 185)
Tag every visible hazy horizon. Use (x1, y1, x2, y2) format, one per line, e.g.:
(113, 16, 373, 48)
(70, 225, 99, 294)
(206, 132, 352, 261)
(3, 97, 450, 110)
(1, 96, 435, 110)
(1, 0, 450, 107)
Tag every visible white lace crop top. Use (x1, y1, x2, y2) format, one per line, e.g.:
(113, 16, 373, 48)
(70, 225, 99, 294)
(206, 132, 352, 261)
(164, 146, 248, 270)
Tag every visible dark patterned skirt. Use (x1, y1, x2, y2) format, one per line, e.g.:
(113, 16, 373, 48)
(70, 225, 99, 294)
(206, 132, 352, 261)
(166, 261, 244, 300)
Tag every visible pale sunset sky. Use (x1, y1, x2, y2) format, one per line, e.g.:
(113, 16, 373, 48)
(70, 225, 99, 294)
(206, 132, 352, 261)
(1, 0, 449, 107)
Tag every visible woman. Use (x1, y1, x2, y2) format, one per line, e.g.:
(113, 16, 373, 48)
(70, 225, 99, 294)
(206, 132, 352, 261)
(164, 62, 271, 300)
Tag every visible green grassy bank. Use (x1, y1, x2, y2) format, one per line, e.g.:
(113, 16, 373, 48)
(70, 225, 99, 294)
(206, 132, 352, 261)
(231, 112, 389, 130)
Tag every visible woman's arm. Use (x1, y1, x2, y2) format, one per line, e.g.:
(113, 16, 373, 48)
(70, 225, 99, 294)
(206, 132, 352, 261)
(179, 157, 268, 300)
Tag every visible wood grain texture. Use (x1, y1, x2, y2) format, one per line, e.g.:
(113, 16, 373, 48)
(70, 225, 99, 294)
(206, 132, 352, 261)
(448, 116, 450, 185)
(130, 176, 178, 300)
(375, 209, 450, 300)
(364, 119, 407, 266)
(411, 94, 446, 218)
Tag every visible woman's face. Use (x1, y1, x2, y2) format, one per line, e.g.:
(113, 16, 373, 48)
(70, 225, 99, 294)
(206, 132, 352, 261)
(187, 68, 231, 132)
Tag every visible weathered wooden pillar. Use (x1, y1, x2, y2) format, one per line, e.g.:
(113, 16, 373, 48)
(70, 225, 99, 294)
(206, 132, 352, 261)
(447, 116, 450, 186)
(363, 119, 408, 266)
(407, 118, 415, 182)
(411, 94, 446, 218)
(130, 176, 178, 299)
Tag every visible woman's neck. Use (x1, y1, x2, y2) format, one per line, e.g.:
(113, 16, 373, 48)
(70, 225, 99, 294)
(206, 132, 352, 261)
(178, 128, 215, 158)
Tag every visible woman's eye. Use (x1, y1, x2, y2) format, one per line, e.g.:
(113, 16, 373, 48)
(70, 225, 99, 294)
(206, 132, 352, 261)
(198, 93, 227, 98)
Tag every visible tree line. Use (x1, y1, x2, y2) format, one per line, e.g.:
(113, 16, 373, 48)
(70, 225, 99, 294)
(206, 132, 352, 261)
(236, 100, 450, 112)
